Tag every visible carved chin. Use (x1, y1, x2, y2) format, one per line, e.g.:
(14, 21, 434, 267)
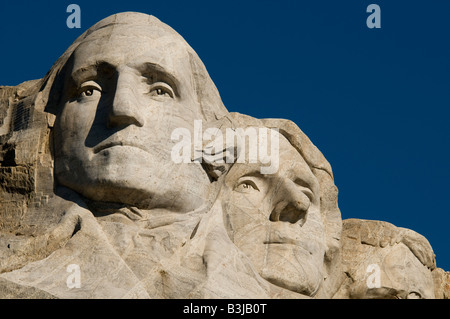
(56, 166, 208, 211)
(259, 245, 324, 297)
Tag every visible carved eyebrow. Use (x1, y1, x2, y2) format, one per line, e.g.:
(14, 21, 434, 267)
(135, 62, 180, 97)
(239, 170, 266, 179)
(70, 66, 97, 86)
(239, 167, 315, 191)
(69, 61, 180, 98)
(70, 61, 115, 85)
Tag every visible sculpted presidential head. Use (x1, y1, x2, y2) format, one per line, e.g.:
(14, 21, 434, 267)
(222, 129, 325, 296)
(213, 115, 343, 298)
(42, 12, 228, 211)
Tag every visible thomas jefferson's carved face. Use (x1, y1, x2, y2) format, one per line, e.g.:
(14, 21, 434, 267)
(223, 131, 326, 296)
(53, 23, 211, 211)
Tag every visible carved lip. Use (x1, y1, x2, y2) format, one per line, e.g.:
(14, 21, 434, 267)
(261, 226, 303, 246)
(93, 141, 148, 154)
(262, 229, 306, 247)
(263, 239, 314, 256)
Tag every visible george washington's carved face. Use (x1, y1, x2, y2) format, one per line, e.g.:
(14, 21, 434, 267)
(53, 21, 211, 211)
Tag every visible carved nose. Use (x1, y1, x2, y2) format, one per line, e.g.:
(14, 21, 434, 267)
(269, 178, 310, 226)
(108, 82, 144, 128)
(269, 201, 308, 226)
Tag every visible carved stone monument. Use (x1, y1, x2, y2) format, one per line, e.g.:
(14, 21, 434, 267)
(0, 12, 448, 299)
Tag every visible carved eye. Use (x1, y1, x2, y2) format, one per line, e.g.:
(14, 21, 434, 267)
(234, 180, 260, 193)
(77, 81, 102, 99)
(149, 83, 174, 98)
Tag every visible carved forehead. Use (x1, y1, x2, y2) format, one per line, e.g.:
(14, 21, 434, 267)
(80, 13, 191, 56)
(69, 35, 190, 82)
(85, 12, 181, 38)
(69, 17, 192, 77)
(43, 12, 228, 123)
(226, 130, 317, 185)
(79, 20, 188, 45)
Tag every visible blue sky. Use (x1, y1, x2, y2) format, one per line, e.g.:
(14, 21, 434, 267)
(1, 1, 449, 271)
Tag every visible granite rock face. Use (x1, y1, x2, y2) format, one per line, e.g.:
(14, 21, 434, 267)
(0, 12, 447, 299)
(334, 219, 444, 299)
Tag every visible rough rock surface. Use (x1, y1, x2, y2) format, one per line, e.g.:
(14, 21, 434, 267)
(0, 12, 447, 299)
(334, 219, 445, 299)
